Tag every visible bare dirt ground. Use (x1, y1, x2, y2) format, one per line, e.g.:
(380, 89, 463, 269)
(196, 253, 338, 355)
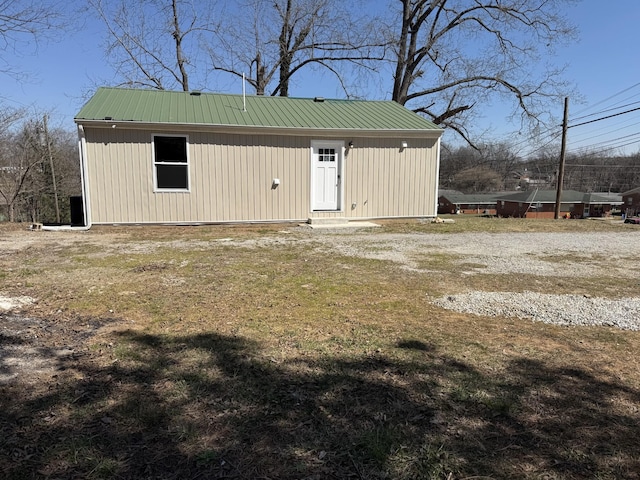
(0, 227, 128, 385)
(0, 313, 106, 383)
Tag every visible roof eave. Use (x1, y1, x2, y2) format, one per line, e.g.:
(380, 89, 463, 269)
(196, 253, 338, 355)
(74, 119, 444, 139)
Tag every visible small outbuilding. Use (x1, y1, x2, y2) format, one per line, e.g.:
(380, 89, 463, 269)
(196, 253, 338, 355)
(74, 88, 443, 226)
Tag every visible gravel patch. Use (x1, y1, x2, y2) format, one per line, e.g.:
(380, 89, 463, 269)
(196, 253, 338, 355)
(432, 292, 640, 331)
(317, 232, 640, 278)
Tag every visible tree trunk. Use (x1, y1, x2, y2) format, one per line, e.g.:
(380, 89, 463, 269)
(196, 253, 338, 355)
(278, 0, 293, 97)
(279, 55, 291, 97)
(172, 0, 189, 91)
(392, 0, 412, 105)
(254, 53, 266, 95)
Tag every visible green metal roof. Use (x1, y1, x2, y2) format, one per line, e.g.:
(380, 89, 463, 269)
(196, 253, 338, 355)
(497, 190, 617, 204)
(439, 193, 500, 204)
(75, 87, 442, 133)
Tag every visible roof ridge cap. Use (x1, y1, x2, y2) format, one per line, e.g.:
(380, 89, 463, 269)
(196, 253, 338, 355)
(95, 86, 397, 104)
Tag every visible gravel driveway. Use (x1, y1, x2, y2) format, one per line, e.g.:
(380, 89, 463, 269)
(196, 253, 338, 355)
(310, 230, 640, 330)
(314, 231, 639, 277)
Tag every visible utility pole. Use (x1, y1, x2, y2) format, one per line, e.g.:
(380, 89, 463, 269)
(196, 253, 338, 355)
(554, 97, 569, 219)
(43, 114, 61, 224)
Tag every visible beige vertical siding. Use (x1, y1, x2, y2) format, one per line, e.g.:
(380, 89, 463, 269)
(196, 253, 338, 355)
(342, 137, 439, 219)
(83, 126, 439, 224)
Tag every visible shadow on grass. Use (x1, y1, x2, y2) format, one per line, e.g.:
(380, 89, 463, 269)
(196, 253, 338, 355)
(1, 329, 639, 479)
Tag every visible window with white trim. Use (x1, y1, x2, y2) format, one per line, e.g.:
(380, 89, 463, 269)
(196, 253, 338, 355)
(153, 135, 189, 191)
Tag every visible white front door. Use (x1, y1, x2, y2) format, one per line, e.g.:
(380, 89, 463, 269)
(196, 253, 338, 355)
(311, 141, 343, 211)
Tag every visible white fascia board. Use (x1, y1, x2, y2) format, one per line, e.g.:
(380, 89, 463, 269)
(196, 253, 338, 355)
(74, 120, 444, 139)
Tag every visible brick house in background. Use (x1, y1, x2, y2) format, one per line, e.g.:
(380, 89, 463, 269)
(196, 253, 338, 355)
(621, 187, 640, 216)
(495, 190, 621, 219)
(437, 191, 499, 215)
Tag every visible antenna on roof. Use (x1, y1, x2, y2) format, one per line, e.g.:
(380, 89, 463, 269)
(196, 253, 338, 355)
(242, 73, 247, 112)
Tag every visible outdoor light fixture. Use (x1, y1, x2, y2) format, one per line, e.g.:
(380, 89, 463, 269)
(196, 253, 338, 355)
(348, 141, 354, 148)
(401, 141, 408, 149)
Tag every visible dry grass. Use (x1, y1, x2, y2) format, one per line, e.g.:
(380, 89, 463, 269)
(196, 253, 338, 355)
(1, 217, 639, 479)
(380, 214, 633, 233)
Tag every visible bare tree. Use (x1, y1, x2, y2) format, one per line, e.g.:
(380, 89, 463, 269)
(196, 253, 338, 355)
(561, 152, 640, 193)
(0, 109, 80, 223)
(35, 123, 81, 223)
(388, 0, 577, 146)
(0, 0, 66, 77)
(439, 144, 478, 189)
(208, 0, 385, 96)
(88, 0, 216, 91)
(452, 165, 503, 192)
(441, 141, 523, 191)
(479, 141, 523, 188)
(0, 109, 40, 221)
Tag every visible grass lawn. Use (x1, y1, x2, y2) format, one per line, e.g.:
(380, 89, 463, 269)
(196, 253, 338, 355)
(1, 217, 639, 479)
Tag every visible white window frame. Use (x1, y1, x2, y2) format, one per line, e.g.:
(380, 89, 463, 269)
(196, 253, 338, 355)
(152, 133, 190, 192)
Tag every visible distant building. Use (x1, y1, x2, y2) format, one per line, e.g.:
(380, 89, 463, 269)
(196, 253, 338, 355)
(621, 187, 640, 216)
(438, 191, 500, 215)
(513, 169, 554, 190)
(495, 190, 622, 218)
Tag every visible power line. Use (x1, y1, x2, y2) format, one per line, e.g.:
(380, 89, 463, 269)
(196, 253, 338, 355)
(571, 81, 640, 117)
(573, 130, 640, 148)
(569, 117, 640, 143)
(519, 132, 563, 158)
(570, 100, 640, 122)
(522, 105, 640, 157)
(568, 138, 640, 156)
(568, 106, 640, 128)
(567, 113, 640, 155)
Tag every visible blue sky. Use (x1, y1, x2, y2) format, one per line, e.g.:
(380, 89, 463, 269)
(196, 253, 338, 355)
(2, 0, 639, 157)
